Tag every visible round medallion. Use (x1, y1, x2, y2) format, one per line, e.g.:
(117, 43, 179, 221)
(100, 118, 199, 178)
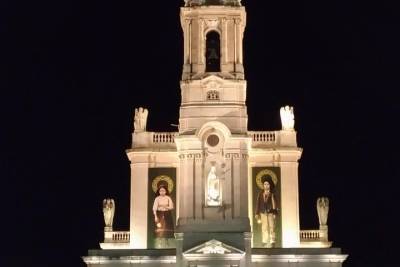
(207, 134, 220, 147)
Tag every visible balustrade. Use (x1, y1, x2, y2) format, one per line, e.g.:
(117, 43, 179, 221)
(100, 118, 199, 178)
(104, 231, 130, 243)
(300, 230, 321, 241)
(152, 132, 177, 144)
(248, 131, 277, 146)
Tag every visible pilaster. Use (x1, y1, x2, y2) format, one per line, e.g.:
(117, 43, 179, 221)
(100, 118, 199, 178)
(280, 161, 300, 247)
(194, 153, 203, 219)
(232, 152, 241, 218)
(178, 153, 195, 220)
(130, 162, 149, 248)
(240, 153, 249, 217)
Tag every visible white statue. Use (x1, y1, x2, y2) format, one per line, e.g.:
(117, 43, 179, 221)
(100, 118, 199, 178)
(207, 166, 220, 206)
(133, 107, 149, 132)
(103, 198, 115, 229)
(316, 197, 329, 226)
(279, 105, 295, 131)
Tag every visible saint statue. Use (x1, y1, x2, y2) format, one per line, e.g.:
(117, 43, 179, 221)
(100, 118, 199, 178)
(317, 197, 329, 226)
(152, 184, 174, 248)
(279, 105, 295, 131)
(255, 177, 278, 248)
(133, 107, 149, 132)
(102, 198, 115, 230)
(207, 166, 221, 206)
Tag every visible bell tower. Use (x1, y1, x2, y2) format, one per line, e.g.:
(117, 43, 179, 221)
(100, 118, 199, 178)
(175, 0, 252, 254)
(179, 0, 247, 134)
(182, 0, 244, 79)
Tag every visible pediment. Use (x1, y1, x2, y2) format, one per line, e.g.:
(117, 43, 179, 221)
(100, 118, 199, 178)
(184, 239, 244, 255)
(201, 75, 225, 90)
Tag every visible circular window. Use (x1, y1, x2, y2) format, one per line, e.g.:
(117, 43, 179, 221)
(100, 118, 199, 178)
(207, 134, 219, 147)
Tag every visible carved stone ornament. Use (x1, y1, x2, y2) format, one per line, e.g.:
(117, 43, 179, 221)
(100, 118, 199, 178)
(196, 240, 231, 254)
(280, 105, 295, 131)
(206, 81, 220, 90)
(103, 198, 115, 229)
(133, 107, 149, 132)
(316, 197, 329, 226)
(206, 19, 219, 29)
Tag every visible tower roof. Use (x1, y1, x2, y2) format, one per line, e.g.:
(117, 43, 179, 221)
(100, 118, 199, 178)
(184, 0, 242, 7)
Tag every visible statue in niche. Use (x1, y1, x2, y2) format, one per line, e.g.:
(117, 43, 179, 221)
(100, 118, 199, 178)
(102, 198, 115, 230)
(133, 107, 148, 132)
(207, 165, 221, 206)
(317, 197, 329, 226)
(280, 105, 295, 131)
(152, 183, 174, 248)
(255, 176, 278, 248)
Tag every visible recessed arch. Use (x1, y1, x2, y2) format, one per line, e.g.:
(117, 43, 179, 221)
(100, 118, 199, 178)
(205, 31, 221, 72)
(196, 121, 231, 142)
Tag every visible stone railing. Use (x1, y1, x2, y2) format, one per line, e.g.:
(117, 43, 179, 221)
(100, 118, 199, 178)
(300, 230, 321, 241)
(248, 130, 297, 148)
(104, 231, 130, 243)
(132, 132, 178, 149)
(111, 231, 130, 243)
(152, 132, 177, 144)
(299, 229, 332, 248)
(100, 231, 131, 249)
(248, 131, 277, 147)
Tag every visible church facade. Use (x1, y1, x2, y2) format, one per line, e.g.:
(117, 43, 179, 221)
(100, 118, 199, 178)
(83, 1, 347, 266)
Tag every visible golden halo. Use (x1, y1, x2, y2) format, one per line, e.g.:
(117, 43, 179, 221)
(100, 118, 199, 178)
(152, 175, 174, 193)
(256, 169, 278, 190)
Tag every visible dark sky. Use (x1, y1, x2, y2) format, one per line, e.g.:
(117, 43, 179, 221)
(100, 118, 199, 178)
(2, 0, 400, 267)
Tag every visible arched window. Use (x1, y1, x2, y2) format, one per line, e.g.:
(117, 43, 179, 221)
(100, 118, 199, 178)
(206, 31, 221, 72)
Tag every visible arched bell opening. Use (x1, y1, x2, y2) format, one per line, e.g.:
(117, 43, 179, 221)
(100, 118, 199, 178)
(205, 31, 221, 72)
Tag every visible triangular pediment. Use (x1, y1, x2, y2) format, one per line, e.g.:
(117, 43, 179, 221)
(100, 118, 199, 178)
(184, 239, 245, 255)
(201, 74, 225, 82)
(201, 75, 225, 90)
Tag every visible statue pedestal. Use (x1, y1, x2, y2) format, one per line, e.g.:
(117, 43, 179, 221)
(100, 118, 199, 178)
(319, 225, 329, 242)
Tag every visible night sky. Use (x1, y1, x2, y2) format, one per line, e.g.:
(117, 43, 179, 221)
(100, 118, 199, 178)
(2, 0, 400, 267)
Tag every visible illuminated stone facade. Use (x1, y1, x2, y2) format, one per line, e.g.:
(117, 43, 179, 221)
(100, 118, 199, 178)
(83, 1, 347, 266)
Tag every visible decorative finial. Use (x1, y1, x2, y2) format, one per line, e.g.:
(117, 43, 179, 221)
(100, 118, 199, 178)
(280, 105, 295, 131)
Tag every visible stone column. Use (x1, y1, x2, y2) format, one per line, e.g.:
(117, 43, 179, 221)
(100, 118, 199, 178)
(223, 18, 228, 65)
(182, 19, 192, 78)
(234, 18, 244, 75)
(199, 19, 205, 68)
